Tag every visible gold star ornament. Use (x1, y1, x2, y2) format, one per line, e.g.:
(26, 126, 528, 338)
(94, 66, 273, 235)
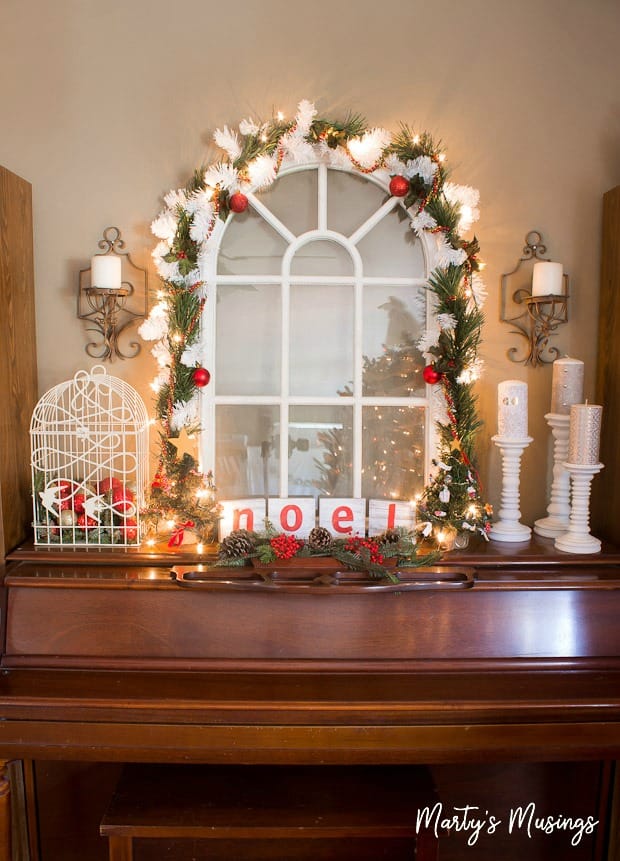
(168, 428, 199, 460)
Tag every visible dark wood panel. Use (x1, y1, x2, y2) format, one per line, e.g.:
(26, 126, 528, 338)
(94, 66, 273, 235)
(4, 578, 620, 668)
(1, 667, 619, 727)
(0, 165, 38, 557)
(1, 718, 619, 764)
(594, 184, 620, 543)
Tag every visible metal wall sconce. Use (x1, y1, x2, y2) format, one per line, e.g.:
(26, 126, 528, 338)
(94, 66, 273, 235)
(77, 227, 148, 361)
(500, 230, 569, 366)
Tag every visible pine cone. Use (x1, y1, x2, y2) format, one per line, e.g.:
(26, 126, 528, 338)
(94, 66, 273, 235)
(379, 529, 401, 545)
(307, 526, 333, 551)
(218, 529, 256, 559)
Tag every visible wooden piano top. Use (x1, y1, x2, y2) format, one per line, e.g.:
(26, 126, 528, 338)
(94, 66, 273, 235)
(1, 537, 619, 764)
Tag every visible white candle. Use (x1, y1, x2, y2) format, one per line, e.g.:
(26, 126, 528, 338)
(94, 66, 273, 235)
(532, 261, 564, 297)
(498, 380, 528, 439)
(568, 403, 603, 465)
(91, 255, 122, 290)
(550, 357, 584, 415)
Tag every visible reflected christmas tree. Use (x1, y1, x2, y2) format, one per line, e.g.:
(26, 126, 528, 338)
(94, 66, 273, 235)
(314, 338, 425, 499)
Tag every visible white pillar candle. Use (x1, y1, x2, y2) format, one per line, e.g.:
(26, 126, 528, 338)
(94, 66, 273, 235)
(91, 255, 122, 290)
(568, 403, 603, 465)
(498, 380, 528, 439)
(550, 357, 584, 415)
(532, 261, 564, 297)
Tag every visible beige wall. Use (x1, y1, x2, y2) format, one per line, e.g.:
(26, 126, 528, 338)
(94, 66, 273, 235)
(1, 0, 619, 524)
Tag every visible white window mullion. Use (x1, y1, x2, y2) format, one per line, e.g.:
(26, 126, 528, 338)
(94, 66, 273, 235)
(348, 196, 399, 246)
(201, 246, 219, 478)
(318, 163, 328, 231)
(247, 192, 297, 244)
(216, 274, 427, 287)
(353, 269, 363, 498)
(280, 254, 291, 498)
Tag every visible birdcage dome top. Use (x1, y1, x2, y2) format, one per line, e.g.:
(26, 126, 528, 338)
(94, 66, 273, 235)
(30, 365, 149, 432)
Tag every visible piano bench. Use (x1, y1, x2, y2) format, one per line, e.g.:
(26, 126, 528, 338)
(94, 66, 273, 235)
(100, 764, 441, 861)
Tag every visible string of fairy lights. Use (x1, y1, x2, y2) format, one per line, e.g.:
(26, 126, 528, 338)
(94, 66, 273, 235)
(138, 99, 491, 546)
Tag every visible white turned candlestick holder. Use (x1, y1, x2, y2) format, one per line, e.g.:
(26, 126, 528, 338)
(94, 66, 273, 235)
(533, 413, 571, 538)
(489, 435, 533, 542)
(554, 462, 604, 554)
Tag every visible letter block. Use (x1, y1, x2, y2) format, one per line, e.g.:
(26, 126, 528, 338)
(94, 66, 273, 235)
(319, 498, 366, 536)
(368, 500, 416, 536)
(219, 499, 266, 540)
(268, 498, 316, 538)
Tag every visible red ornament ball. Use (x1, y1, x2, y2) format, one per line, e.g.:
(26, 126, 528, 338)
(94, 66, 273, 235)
(112, 487, 135, 514)
(77, 513, 97, 529)
(56, 480, 73, 499)
(229, 192, 249, 213)
(423, 364, 442, 385)
(99, 476, 122, 495)
(192, 367, 211, 388)
(120, 517, 138, 542)
(389, 175, 410, 197)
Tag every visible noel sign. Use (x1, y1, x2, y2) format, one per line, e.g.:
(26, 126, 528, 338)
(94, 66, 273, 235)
(219, 498, 416, 540)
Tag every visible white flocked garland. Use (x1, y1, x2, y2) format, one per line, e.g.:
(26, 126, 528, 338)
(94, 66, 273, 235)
(139, 99, 491, 543)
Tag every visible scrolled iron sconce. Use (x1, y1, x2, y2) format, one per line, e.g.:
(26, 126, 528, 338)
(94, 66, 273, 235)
(77, 227, 148, 361)
(500, 231, 569, 366)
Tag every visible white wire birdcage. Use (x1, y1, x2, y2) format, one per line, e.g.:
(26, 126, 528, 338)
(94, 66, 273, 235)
(30, 365, 149, 547)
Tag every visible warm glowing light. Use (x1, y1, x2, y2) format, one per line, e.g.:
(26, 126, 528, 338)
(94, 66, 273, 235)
(149, 380, 160, 392)
(197, 543, 204, 554)
(413, 135, 420, 144)
(260, 133, 267, 142)
(438, 153, 446, 162)
(166, 519, 176, 529)
(277, 111, 285, 122)
(157, 290, 166, 299)
(478, 261, 487, 271)
(146, 537, 156, 547)
(172, 334, 182, 343)
(468, 504, 478, 516)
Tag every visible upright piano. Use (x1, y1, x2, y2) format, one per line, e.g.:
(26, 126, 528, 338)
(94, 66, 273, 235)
(0, 538, 619, 860)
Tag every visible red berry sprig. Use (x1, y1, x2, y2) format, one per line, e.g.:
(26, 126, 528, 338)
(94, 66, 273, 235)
(270, 534, 303, 559)
(344, 535, 384, 565)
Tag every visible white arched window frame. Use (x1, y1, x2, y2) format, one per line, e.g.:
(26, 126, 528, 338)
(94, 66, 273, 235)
(199, 157, 445, 499)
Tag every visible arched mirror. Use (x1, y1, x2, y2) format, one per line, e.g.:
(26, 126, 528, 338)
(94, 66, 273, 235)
(200, 160, 442, 502)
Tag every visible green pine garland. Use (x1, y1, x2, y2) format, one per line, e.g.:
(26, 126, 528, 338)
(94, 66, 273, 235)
(416, 257, 492, 540)
(142, 101, 491, 547)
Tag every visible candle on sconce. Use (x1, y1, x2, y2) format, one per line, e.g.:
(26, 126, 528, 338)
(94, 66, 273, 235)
(497, 380, 528, 439)
(91, 254, 122, 290)
(550, 356, 584, 415)
(568, 403, 603, 465)
(532, 261, 564, 297)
